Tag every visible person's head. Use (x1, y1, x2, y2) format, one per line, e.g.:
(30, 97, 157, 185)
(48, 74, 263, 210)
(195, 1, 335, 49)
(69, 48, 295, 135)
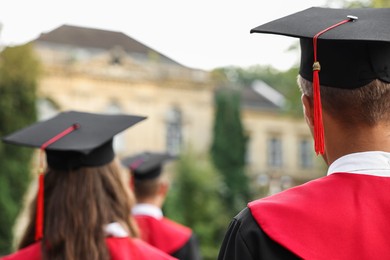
(133, 170, 170, 207)
(251, 7, 390, 159)
(19, 159, 138, 259)
(298, 76, 390, 129)
(2, 110, 146, 259)
(122, 152, 173, 208)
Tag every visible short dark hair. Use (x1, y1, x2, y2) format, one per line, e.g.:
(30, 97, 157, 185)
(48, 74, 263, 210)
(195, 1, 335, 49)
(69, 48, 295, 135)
(134, 178, 161, 201)
(298, 76, 390, 126)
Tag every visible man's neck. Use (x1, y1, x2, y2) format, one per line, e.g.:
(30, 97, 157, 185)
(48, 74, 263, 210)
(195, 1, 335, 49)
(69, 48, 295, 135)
(136, 196, 164, 208)
(325, 123, 390, 165)
(132, 203, 163, 219)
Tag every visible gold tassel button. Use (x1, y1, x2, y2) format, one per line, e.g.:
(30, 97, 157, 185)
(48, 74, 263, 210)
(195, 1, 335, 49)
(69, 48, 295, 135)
(312, 61, 321, 71)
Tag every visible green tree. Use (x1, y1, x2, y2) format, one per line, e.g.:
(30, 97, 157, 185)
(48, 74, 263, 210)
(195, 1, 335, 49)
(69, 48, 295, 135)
(210, 87, 250, 215)
(326, 0, 389, 8)
(0, 43, 39, 254)
(372, 0, 390, 7)
(164, 149, 230, 260)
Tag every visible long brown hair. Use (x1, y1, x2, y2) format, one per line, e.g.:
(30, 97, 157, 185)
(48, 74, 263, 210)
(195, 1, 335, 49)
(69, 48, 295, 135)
(18, 159, 138, 260)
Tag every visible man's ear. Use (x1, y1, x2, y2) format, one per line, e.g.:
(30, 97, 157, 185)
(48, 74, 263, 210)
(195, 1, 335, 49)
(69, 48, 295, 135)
(158, 180, 169, 197)
(301, 94, 314, 128)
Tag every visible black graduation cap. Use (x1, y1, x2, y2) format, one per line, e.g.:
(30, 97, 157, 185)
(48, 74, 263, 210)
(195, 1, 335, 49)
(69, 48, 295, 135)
(122, 151, 173, 180)
(2, 110, 147, 241)
(251, 7, 390, 89)
(250, 7, 390, 155)
(2, 110, 147, 170)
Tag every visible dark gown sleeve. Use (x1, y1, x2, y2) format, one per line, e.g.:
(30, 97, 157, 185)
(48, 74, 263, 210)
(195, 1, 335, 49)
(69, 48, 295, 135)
(172, 234, 202, 260)
(218, 207, 300, 260)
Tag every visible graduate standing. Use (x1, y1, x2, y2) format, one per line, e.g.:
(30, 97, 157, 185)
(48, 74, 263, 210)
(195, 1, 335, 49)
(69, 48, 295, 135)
(1, 111, 176, 260)
(218, 7, 390, 260)
(122, 152, 202, 260)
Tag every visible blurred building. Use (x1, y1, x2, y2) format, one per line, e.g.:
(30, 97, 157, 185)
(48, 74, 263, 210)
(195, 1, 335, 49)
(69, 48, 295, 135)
(241, 81, 325, 196)
(31, 24, 324, 192)
(33, 24, 213, 158)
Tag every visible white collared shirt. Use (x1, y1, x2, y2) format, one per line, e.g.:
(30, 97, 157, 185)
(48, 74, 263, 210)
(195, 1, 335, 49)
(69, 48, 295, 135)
(327, 151, 390, 177)
(104, 222, 129, 237)
(132, 203, 163, 219)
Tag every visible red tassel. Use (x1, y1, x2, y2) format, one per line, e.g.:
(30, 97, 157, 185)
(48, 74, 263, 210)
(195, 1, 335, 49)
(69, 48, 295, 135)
(313, 67, 324, 155)
(35, 173, 44, 241)
(34, 123, 80, 241)
(310, 17, 353, 155)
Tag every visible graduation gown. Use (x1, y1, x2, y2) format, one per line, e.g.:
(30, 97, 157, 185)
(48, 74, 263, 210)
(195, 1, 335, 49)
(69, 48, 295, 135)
(1, 237, 176, 260)
(218, 172, 390, 260)
(135, 215, 201, 260)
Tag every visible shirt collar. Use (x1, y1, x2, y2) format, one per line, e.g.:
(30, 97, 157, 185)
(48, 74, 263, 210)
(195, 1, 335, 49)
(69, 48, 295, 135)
(327, 151, 390, 177)
(104, 222, 129, 238)
(132, 203, 163, 219)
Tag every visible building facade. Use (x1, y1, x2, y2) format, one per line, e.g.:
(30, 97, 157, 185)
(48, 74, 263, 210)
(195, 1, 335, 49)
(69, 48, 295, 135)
(241, 81, 325, 196)
(32, 24, 324, 193)
(34, 25, 214, 159)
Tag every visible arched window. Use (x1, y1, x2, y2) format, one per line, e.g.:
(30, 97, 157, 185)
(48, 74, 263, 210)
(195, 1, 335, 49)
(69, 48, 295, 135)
(37, 98, 59, 121)
(105, 102, 126, 153)
(165, 107, 182, 156)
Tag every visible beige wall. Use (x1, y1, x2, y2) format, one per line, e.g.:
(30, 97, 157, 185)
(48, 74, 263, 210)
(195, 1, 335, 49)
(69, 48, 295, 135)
(35, 43, 325, 194)
(243, 108, 326, 195)
(36, 52, 214, 159)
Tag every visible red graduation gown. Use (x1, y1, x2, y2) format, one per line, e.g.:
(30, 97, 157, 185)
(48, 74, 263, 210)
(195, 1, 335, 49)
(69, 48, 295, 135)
(248, 172, 390, 260)
(1, 237, 176, 260)
(135, 215, 192, 254)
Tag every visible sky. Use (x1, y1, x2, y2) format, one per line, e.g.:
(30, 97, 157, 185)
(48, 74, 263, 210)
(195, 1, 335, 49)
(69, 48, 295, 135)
(0, 0, 335, 71)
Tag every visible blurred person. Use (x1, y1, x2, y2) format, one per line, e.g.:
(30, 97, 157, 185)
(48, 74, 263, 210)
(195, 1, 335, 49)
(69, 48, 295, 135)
(122, 152, 202, 260)
(1, 111, 176, 260)
(218, 7, 390, 260)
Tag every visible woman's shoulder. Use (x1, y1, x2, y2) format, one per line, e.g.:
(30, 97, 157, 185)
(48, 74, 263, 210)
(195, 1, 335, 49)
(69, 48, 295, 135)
(0, 243, 41, 260)
(107, 237, 177, 260)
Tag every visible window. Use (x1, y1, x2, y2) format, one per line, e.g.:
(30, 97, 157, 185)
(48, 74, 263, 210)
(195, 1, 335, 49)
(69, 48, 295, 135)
(280, 175, 293, 190)
(267, 136, 283, 167)
(105, 102, 125, 153)
(110, 46, 124, 65)
(166, 107, 182, 156)
(299, 139, 313, 168)
(37, 98, 59, 121)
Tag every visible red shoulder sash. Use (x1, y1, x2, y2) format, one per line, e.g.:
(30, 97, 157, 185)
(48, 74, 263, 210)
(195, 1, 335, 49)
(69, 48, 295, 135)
(107, 237, 176, 260)
(249, 173, 390, 260)
(0, 243, 41, 260)
(135, 215, 192, 254)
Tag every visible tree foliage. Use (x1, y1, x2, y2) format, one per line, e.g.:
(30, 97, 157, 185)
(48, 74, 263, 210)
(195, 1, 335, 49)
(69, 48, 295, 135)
(0, 44, 39, 254)
(372, 0, 390, 7)
(164, 149, 230, 260)
(211, 0, 389, 119)
(210, 88, 250, 215)
(326, 0, 389, 8)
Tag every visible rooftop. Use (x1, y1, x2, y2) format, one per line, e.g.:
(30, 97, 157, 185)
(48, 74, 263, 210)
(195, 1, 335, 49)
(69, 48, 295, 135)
(34, 24, 182, 66)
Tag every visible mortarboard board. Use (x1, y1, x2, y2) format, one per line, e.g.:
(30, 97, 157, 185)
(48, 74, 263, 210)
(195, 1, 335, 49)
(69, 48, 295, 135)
(2, 110, 146, 170)
(122, 151, 173, 180)
(250, 7, 390, 155)
(250, 7, 390, 89)
(2, 110, 146, 241)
